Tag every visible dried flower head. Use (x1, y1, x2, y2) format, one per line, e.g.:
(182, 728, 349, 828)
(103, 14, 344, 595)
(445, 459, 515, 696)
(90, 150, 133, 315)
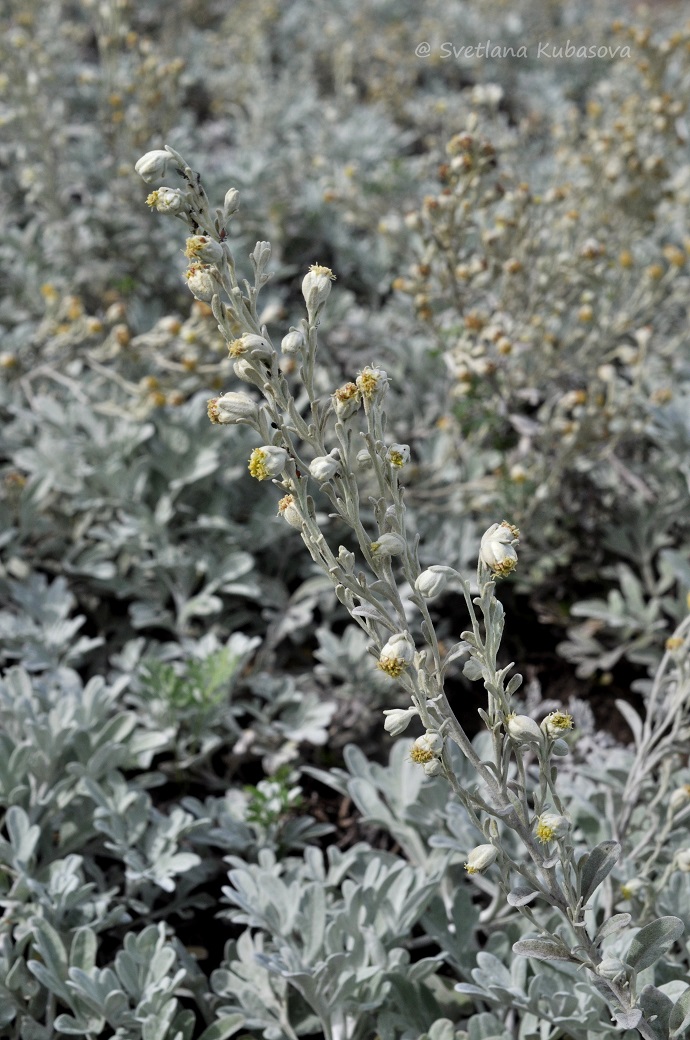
(332, 381, 361, 420)
(356, 366, 389, 400)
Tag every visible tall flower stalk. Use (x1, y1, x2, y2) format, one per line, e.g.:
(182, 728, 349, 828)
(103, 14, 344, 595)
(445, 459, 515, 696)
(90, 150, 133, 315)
(135, 145, 687, 1039)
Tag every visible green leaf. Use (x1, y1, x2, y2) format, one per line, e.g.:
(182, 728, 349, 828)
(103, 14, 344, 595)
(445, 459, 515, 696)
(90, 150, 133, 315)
(627, 917, 684, 973)
(579, 840, 621, 902)
(614, 1009, 642, 1030)
(507, 888, 539, 907)
(463, 658, 484, 681)
(196, 1015, 246, 1040)
(596, 913, 631, 941)
(70, 929, 97, 972)
(512, 937, 573, 962)
(670, 986, 690, 1037)
(615, 700, 643, 746)
(5, 805, 40, 865)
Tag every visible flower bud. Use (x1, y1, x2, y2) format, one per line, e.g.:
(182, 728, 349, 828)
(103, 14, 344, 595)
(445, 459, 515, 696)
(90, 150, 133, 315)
(277, 494, 303, 529)
(281, 328, 305, 355)
(223, 188, 240, 219)
(185, 235, 224, 264)
(135, 149, 173, 183)
(248, 445, 289, 481)
(506, 713, 543, 744)
(370, 533, 406, 557)
(423, 758, 443, 776)
(464, 844, 497, 875)
(252, 240, 272, 270)
(415, 566, 450, 600)
(378, 632, 415, 678)
(337, 545, 355, 573)
(302, 263, 335, 322)
(479, 521, 519, 576)
(233, 359, 264, 386)
(207, 392, 258, 425)
(383, 706, 418, 736)
(597, 958, 625, 980)
(670, 784, 690, 814)
(309, 452, 340, 482)
(184, 264, 218, 302)
(620, 878, 645, 900)
(356, 448, 373, 467)
(675, 849, 690, 872)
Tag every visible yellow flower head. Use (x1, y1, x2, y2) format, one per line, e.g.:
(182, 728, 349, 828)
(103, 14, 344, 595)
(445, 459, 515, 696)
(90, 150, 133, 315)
(377, 655, 407, 679)
(308, 263, 336, 280)
(410, 744, 434, 764)
(542, 711, 574, 739)
(228, 338, 247, 358)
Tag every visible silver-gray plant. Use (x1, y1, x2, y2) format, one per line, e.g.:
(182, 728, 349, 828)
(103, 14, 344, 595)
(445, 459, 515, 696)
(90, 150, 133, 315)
(136, 145, 690, 1039)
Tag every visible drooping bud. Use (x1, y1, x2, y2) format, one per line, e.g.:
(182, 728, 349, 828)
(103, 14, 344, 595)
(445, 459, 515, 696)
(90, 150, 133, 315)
(506, 713, 543, 745)
(383, 706, 418, 736)
(207, 392, 258, 425)
(464, 844, 498, 875)
(370, 533, 406, 558)
(135, 149, 174, 183)
(233, 359, 264, 386)
(281, 328, 306, 355)
(309, 451, 340, 482)
(415, 566, 451, 600)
